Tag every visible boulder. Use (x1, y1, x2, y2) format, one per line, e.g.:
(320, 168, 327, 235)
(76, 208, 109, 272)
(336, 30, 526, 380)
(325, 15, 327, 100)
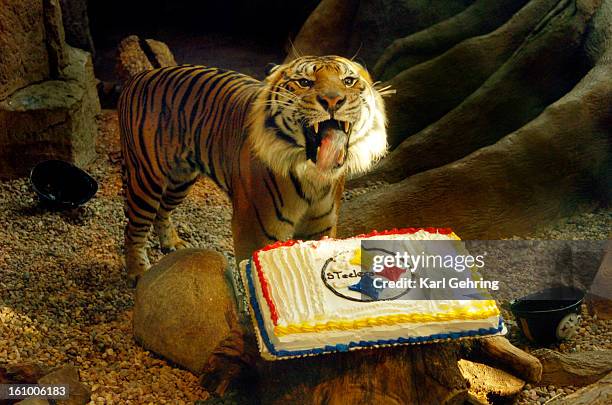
(0, 47, 101, 179)
(15, 399, 50, 405)
(11, 364, 90, 405)
(0, 362, 47, 384)
(115, 35, 177, 83)
(0, 0, 50, 100)
(133, 248, 233, 374)
(38, 365, 90, 405)
(285, 0, 360, 62)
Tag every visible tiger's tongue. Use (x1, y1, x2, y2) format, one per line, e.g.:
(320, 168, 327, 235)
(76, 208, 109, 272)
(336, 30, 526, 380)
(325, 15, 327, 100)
(316, 128, 348, 171)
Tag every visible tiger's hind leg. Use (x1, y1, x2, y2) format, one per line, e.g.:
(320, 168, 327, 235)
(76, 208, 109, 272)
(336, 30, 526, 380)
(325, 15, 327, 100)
(154, 176, 198, 253)
(124, 178, 163, 284)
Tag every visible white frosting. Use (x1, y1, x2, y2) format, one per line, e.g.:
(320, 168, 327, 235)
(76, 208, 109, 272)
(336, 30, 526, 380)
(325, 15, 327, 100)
(245, 230, 503, 355)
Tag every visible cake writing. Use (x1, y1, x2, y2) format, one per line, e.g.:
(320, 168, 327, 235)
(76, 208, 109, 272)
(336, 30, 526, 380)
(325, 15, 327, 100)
(321, 249, 413, 302)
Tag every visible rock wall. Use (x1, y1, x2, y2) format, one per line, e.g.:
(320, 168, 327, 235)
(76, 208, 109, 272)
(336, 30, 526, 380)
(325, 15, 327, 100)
(0, 0, 51, 101)
(60, 0, 95, 54)
(0, 0, 100, 179)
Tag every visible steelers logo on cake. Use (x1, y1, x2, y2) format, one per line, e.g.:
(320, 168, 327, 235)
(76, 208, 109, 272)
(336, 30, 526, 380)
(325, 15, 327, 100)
(321, 247, 414, 302)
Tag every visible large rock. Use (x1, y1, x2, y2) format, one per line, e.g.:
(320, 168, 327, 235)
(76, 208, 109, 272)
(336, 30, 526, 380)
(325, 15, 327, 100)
(38, 365, 90, 405)
(0, 47, 101, 179)
(12, 364, 90, 405)
(133, 249, 233, 374)
(0, 0, 50, 100)
(116, 35, 177, 83)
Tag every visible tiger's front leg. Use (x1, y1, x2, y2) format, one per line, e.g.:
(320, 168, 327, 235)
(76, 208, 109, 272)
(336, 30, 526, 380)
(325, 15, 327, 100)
(230, 201, 297, 263)
(199, 200, 298, 396)
(154, 176, 198, 253)
(294, 203, 340, 241)
(294, 177, 344, 241)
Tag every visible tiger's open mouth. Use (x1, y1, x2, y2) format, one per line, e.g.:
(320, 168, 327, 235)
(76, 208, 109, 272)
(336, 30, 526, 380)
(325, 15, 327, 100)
(304, 119, 352, 170)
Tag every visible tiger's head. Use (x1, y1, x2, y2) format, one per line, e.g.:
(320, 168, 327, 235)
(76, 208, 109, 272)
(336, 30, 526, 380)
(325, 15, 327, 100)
(250, 56, 389, 182)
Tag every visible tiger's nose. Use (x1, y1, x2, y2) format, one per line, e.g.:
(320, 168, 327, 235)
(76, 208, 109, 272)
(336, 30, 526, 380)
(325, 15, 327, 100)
(317, 93, 346, 112)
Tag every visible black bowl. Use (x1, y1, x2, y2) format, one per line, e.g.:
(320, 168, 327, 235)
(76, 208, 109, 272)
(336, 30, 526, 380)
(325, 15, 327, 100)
(30, 160, 98, 209)
(510, 286, 584, 344)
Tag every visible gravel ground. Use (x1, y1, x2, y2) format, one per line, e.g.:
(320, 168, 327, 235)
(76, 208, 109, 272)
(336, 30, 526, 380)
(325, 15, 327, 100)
(0, 110, 610, 404)
(507, 211, 611, 404)
(0, 111, 228, 403)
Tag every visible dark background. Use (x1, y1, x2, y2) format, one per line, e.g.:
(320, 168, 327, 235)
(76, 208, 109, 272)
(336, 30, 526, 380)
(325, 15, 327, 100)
(89, 0, 319, 45)
(88, 0, 320, 79)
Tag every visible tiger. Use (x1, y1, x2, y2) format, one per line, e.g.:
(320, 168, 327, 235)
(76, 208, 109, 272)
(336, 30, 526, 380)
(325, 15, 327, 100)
(118, 55, 390, 282)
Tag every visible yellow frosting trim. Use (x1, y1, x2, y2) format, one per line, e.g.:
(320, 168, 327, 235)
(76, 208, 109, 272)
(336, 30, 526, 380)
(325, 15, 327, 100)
(349, 248, 361, 266)
(273, 300, 500, 336)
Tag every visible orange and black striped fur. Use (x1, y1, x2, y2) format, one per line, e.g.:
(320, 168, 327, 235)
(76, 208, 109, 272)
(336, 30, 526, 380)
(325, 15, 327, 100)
(118, 56, 389, 280)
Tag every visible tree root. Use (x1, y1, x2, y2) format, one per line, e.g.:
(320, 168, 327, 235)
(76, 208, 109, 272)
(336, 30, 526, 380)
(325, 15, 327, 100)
(340, 34, 610, 238)
(375, 0, 560, 150)
(373, 0, 530, 80)
(354, 0, 599, 185)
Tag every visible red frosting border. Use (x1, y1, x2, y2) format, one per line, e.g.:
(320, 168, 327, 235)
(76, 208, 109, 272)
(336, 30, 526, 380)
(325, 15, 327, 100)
(252, 227, 454, 326)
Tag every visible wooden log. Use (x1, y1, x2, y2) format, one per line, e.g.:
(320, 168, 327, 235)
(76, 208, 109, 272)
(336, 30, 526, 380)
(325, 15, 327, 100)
(465, 336, 543, 384)
(548, 371, 612, 405)
(532, 349, 612, 387)
(458, 359, 525, 403)
(373, 0, 530, 80)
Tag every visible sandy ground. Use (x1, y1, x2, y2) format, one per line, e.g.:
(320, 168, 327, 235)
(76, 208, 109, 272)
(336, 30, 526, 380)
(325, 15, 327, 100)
(0, 110, 610, 404)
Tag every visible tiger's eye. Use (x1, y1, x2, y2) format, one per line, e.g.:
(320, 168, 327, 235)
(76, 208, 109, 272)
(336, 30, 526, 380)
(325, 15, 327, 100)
(343, 77, 357, 87)
(297, 78, 313, 88)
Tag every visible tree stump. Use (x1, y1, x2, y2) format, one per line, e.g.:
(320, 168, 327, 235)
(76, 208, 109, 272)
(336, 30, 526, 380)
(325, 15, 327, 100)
(201, 324, 542, 404)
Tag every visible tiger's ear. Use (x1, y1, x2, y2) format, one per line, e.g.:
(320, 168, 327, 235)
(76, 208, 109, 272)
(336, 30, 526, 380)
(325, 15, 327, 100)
(264, 63, 280, 77)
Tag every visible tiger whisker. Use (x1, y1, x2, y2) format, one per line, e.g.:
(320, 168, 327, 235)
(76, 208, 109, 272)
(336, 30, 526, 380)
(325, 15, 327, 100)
(376, 86, 394, 93)
(255, 102, 297, 109)
(378, 90, 396, 97)
(268, 91, 300, 102)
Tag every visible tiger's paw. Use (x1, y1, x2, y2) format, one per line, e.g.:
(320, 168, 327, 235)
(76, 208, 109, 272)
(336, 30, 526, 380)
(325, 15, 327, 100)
(156, 223, 191, 253)
(160, 237, 191, 254)
(125, 251, 150, 288)
(127, 272, 142, 288)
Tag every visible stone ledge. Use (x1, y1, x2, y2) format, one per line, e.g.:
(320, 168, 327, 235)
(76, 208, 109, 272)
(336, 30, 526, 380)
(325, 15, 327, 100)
(0, 46, 100, 179)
